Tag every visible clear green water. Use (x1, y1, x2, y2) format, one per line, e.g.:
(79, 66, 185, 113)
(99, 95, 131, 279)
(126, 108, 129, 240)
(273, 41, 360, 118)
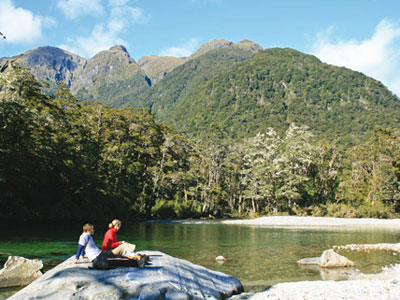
(1, 222, 400, 299)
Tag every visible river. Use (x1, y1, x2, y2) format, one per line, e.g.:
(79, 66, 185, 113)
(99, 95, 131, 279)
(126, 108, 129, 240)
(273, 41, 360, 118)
(1, 222, 399, 299)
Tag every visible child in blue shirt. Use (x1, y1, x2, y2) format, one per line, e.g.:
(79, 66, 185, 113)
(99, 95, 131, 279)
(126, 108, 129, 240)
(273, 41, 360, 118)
(73, 223, 101, 263)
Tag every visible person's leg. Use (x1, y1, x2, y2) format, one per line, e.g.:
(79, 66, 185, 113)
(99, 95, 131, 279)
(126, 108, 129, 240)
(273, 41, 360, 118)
(111, 242, 136, 256)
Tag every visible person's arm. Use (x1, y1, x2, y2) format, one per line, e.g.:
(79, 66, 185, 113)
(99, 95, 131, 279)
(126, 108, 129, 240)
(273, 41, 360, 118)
(72, 233, 89, 263)
(110, 230, 123, 248)
(75, 244, 85, 260)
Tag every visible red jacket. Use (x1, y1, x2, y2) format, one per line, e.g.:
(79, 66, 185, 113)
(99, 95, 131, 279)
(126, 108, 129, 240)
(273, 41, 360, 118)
(101, 228, 123, 251)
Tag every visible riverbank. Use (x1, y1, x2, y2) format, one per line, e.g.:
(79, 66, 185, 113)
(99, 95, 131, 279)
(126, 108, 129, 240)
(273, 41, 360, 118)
(172, 216, 400, 230)
(235, 264, 400, 300)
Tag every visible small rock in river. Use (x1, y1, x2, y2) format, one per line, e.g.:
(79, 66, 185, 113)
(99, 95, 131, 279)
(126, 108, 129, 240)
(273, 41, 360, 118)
(216, 256, 227, 262)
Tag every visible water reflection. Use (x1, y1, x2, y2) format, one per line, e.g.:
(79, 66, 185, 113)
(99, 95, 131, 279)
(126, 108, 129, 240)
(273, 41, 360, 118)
(299, 264, 360, 281)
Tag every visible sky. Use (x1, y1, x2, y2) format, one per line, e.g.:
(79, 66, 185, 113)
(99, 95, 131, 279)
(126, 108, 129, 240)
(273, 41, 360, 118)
(1, 0, 400, 95)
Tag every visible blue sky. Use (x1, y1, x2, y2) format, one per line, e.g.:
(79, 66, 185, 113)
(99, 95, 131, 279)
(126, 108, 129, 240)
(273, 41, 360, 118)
(1, 0, 400, 95)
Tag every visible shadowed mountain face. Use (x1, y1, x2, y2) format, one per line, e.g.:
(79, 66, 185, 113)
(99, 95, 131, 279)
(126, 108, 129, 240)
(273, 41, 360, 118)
(5, 45, 151, 107)
(70, 45, 151, 107)
(10, 46, 85, 90)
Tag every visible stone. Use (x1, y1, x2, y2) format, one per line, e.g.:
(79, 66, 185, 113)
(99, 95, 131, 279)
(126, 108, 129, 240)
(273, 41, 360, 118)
(9, 251, 243, 300)
(318, 249, 355, 268)
(0, 256, 43, 288)
(297, 257, 320, 265)
(216, 255, 227, 261)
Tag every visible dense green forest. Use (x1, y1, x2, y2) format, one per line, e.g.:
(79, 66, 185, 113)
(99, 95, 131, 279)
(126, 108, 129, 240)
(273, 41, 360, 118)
(130, 46, 259, 116)
(1, 63, 400, 225)
(164, 48, 400, 145)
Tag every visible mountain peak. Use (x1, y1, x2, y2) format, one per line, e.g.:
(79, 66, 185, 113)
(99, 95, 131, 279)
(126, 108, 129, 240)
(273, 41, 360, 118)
(235, 40, 263, 53)
(191, 39, 233, 58)
(108, 45, 130, 55)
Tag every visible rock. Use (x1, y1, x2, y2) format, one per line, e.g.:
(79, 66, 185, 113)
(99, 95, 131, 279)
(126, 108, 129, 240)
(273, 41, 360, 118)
(297, 257, 320, 265)
(0, 256, 43, 288)
(334, 243, 400, 253)
(9, 251, 243, 300)
(216, 255, 227, 261)
(318, 249, 355, 268)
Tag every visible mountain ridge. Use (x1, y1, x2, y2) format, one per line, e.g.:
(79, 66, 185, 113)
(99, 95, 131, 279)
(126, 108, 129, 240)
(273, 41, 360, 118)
(1, 39, 262, 106)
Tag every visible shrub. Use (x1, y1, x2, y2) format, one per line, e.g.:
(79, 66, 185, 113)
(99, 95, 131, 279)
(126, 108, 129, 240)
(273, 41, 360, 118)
(151, 199, 176, 219)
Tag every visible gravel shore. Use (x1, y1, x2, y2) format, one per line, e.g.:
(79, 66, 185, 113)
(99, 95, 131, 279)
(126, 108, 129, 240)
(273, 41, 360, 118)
(219, 216, 400, 230)
(245, 264, 400, 300)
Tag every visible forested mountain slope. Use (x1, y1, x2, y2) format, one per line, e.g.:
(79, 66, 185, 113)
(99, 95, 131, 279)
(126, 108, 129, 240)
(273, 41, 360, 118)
(163, 48, 400, 144)
(130, 44, 262, 116)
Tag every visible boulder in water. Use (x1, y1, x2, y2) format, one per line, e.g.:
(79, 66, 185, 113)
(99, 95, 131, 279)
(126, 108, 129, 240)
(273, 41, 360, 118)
(318, 249, 355, 268)
(0, 256, 43, 288)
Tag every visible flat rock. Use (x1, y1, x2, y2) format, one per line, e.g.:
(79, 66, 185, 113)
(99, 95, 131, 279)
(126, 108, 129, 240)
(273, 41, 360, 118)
(296, 257, 320, 265)
(8, 251, 243, 300)
(0, 256, 43, 288)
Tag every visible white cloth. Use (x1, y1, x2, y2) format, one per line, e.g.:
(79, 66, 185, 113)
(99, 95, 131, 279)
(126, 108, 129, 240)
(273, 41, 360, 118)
(78, 232, 101, 261)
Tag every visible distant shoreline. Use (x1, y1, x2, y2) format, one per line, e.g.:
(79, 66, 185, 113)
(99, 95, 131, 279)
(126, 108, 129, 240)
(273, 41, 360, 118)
(168, 216, 400, 230)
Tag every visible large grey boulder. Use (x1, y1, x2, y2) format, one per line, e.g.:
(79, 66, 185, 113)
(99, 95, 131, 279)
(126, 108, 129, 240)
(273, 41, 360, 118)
(9, 251, 243, 300)
(318, 249, 355, 268)
(0, 256, 43, 288)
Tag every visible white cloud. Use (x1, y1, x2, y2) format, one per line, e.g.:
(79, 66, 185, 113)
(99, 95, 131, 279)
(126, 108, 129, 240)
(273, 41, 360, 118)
(108, 0, 130, 6)
(311, 19, 400, 96)
(60, 1, 147, 57)
(159, 38, 199, 57)
(74, 24, 125, 57)
(57, 0, 103, 19)
(0, 0, 55, 44)
(109, 6, 146, 25)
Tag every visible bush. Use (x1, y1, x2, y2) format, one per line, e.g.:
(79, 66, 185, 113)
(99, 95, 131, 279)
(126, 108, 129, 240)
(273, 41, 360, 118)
(311, 201, 395, 218)
(174, 201, 203, 218)
(151, 199, 176, 219)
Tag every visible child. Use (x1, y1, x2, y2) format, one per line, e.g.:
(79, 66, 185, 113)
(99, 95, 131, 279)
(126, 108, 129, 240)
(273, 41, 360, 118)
(73, 223, 101, 264)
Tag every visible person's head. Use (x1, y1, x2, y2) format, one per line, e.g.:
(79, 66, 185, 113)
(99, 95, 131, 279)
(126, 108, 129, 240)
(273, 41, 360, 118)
(83, 223, 94, 235)
(109, 219, 121, 231)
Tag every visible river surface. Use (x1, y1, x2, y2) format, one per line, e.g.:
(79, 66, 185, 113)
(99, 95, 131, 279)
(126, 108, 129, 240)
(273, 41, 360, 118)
(1, 222, 400, 299)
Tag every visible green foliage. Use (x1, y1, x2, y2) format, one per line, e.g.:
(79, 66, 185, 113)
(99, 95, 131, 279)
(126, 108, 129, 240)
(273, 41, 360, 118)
(173, 200, 203, 219)
(129, 46, 258, 116)
(0, 64, 167, 223)
(311, 201, 395, 219)
(151, 199, 176, 219)
(337, 127, 400, 211)
(1, 62, 400, 224)
(162, 48, 399, 145)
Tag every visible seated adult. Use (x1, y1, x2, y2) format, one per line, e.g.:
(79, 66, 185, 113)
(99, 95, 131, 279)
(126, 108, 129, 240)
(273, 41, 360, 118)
(101, 219, 136, 256)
